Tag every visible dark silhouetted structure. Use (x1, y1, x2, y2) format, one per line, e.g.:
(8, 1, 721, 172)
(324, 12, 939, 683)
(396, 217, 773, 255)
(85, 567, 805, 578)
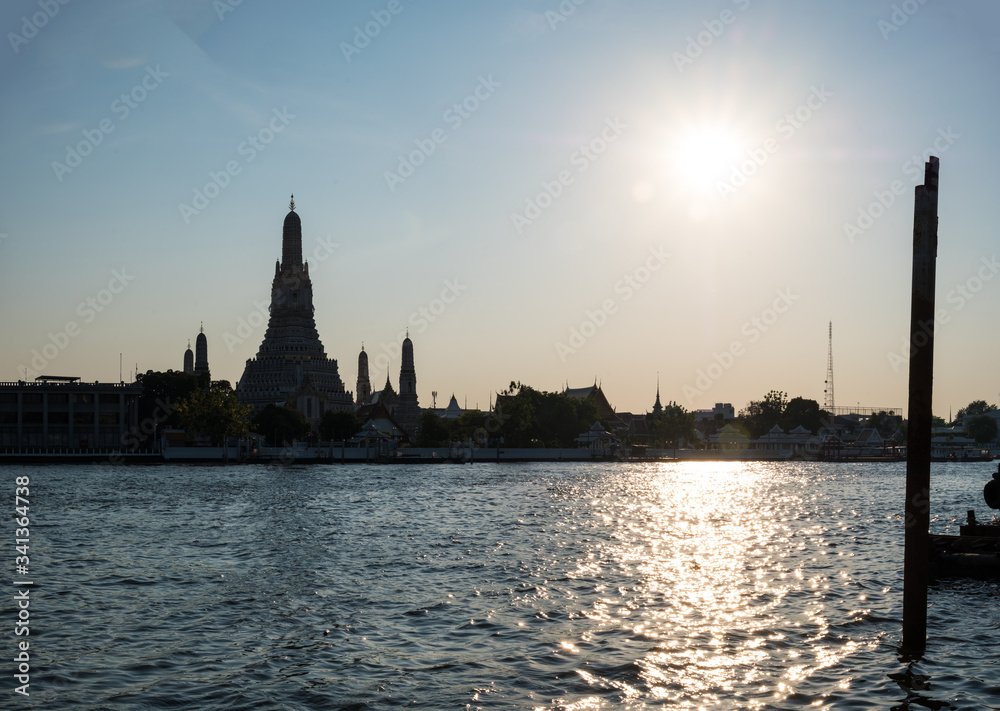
(237, 197, 354, 426)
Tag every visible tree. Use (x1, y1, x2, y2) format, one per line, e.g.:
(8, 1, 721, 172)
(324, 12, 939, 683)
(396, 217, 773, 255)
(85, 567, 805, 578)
(319, 410, 362, 441)
(739, 390, 787, 439)
(967, 415, 998, 444)
(494, 382, 599, 447)
(495, 382, 537, 447)
(416, 411, 451, 446)
(175, 382, 251, 445)
(135, 369, 200, 429)
(956, 400, 997, 422)
(780, 397, 826, 434)
(532, 391, 597, 447)
(250, 404, 311, 446)
(866, 410, 902, 438)
(649, 401, 696, 449)
(452, 410, 487, 442)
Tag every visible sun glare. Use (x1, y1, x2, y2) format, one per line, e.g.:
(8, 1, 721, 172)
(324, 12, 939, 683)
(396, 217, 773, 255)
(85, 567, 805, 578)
(670, 128, 745, 191)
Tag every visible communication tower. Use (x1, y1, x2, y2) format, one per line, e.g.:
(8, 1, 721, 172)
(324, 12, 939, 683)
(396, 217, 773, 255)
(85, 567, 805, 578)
(824, 321, 835, 411)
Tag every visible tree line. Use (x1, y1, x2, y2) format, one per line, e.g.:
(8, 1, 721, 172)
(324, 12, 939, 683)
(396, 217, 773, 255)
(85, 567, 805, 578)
(130, 370, 1000, 447)
(134, 370, 362, 447)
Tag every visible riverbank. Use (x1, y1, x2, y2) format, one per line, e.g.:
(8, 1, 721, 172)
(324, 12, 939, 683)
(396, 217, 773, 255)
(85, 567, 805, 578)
(2, 445, 966, 464)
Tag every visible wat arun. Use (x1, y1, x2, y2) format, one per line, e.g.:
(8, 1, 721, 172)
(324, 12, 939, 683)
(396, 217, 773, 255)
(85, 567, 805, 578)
(236, 197, 354, 423)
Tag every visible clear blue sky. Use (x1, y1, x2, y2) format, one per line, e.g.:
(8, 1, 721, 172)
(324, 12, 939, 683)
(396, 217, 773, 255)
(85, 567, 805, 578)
(1, 0, 998, 417)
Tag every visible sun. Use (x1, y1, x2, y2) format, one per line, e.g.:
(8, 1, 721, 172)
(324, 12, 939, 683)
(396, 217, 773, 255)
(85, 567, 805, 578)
(669, 128, 745, 191)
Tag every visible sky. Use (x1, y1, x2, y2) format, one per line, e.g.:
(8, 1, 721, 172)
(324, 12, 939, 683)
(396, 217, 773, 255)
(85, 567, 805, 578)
(1, 0, 998, 418)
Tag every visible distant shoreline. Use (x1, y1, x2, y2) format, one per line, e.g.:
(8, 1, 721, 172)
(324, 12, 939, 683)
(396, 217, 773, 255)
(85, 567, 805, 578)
(1, 447, 985, 465)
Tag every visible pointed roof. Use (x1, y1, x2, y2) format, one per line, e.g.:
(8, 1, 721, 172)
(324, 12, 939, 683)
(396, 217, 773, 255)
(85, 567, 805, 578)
(355, 419, 392, 441)
(712, 423, 750, 445)
(564, 382, 619, 426)
(855, 428, 883, 444)
(576, 421, 616, 444)
(354, 401, 407, 441)
(281, 195, 302, 267)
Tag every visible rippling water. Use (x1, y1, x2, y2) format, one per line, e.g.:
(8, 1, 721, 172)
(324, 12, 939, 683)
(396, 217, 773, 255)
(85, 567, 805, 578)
(6, 461, 1000, 709)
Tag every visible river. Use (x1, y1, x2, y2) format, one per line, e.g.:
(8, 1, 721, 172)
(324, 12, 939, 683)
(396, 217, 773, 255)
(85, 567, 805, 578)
(5, 461, 999, 709)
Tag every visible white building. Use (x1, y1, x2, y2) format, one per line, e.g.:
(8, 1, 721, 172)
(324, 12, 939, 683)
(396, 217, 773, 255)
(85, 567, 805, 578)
(696, 402, 735, 422)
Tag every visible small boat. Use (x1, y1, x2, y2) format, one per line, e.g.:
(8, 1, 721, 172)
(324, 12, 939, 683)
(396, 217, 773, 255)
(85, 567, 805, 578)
(930, 466, 1000, 579)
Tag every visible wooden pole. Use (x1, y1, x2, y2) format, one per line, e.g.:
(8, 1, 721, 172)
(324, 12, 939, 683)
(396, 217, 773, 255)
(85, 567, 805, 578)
(903, 156, 939, 654)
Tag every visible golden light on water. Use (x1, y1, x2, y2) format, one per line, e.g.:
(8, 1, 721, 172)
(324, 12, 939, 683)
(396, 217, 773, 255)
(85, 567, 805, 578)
(560, 461, 881, 707)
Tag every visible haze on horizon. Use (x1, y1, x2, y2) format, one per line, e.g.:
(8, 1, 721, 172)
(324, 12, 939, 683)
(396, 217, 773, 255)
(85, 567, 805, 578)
(1, 0, 998, 418)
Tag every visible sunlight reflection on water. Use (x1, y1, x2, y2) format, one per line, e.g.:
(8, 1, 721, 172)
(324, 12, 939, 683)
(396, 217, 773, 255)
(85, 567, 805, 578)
(556, 461, 894, 708)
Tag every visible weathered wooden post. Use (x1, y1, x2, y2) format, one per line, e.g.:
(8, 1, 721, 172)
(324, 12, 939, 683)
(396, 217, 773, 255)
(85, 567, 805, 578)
(903, 156, 939, 653)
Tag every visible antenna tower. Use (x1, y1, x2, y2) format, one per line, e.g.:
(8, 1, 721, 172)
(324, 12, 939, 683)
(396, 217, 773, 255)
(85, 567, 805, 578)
(823, 321, 835, 411)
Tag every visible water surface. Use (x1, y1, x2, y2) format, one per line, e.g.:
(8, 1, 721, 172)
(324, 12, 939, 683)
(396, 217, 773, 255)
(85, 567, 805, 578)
(7, 461, 1000, 709)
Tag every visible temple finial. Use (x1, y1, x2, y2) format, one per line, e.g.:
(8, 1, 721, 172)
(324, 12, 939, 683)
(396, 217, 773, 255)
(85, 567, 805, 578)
(200, 321, 204, 334)
(289, 194, 295, 211)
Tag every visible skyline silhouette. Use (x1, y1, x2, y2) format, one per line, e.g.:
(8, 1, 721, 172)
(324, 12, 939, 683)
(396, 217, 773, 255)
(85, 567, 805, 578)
(2, 1, 999, 416)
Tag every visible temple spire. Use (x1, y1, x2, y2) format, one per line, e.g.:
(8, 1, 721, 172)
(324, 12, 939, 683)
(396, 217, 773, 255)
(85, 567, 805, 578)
(281, 196, 303, 267)
(237, 198, 354, 421)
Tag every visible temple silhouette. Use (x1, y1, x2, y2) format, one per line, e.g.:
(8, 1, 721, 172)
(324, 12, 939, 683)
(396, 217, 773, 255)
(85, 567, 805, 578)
(235, 197, 419, 437)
